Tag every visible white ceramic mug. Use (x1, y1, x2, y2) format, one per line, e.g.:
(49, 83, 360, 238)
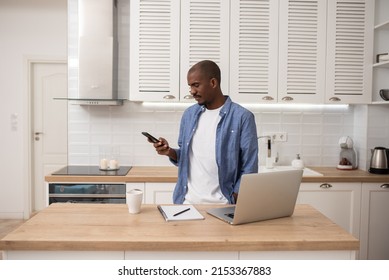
(126, 189, 143, 214)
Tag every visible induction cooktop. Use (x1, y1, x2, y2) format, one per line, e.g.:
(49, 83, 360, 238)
(52, 165, 132, 176)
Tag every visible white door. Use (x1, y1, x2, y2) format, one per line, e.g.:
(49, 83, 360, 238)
(32, 62, 68, 212)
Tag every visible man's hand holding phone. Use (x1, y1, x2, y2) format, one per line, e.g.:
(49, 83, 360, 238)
(142, 132, 176, 160)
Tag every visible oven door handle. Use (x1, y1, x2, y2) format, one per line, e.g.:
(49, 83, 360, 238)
(49, 194, 125, 198)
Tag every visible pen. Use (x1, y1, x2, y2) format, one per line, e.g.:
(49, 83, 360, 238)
(173, 207, 190, 217)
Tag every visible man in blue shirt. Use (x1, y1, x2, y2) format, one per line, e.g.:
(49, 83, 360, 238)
(150, 60, 258, 204)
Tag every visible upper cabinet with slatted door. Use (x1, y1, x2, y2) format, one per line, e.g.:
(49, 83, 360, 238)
(129, 0, 180, 102)
(230, 0, 327, 104)
(326, 0, 374, 104)
(129, 0, 229, 102)
(278, 0, 327, 104)
(130, 0, 374, 104)
(180, 0, 230, 100)
(229, 0, 279, 103)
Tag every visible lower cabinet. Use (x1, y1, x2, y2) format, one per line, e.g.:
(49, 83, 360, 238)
(127, 182, 175, 204)
(296, 183, 361, 238)
(360, 182, 389, 260)
(144, 183, 175, 204)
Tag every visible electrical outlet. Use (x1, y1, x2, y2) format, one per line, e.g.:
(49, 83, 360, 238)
(270, 132, 288, 142)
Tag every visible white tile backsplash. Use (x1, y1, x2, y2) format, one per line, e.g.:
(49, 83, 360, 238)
(366, 105, 389, 169)
(67, 102, 375, 168)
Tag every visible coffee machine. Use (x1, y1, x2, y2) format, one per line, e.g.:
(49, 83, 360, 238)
(337, 136, 357, 170)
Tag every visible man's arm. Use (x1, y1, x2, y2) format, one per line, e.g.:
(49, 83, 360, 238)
(233, 112, 259, 195)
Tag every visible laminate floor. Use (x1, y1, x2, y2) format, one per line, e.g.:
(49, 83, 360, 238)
(0, 219, 25, 260)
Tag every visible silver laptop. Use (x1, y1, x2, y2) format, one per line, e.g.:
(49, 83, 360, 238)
(206, 169, 303, 225)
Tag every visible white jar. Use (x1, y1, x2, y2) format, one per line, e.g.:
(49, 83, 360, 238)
(292, 154, 304, 169)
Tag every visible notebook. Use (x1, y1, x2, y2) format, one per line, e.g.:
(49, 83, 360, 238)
(157, 204, 205, 221)
(206, 169, 303, 225)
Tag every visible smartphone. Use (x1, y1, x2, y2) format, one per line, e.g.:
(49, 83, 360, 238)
(141, 132, 160, 143)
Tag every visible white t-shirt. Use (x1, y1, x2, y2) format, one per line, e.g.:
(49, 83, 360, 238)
(184, 107, 228, 204)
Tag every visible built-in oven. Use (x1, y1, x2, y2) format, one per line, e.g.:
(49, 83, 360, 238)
(48, 183, 126, 204)
(48, 165, 132, 204)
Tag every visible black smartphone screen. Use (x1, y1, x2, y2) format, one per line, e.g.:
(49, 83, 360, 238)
(141, 132, 159, 143)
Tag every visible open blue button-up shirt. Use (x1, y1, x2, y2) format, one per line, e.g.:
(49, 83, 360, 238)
(170, 96, 258, 204)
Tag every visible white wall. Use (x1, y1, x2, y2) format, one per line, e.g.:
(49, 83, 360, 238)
(0, 0, 67, 218)
(1, 0, 389, 219)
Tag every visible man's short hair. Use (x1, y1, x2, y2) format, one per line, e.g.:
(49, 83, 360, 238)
(188, 60, 221, 86)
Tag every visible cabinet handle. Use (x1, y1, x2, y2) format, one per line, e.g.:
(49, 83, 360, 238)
(262, 96, 274, 101)
(329, 97, 341, 102)
(380, 184, 389, 189)
(163, 95, 176, 100)
(319, 183, 332, 189)
(282, 96, 293, 101)
(183, 94, 194, 100)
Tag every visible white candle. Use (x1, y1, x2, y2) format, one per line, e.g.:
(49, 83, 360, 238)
(109, 159, 118, 169)
(100, 159, 108, 169)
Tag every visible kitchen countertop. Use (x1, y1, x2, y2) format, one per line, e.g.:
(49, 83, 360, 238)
(0, 203, 358, 252)
(45, 166, 389, 183)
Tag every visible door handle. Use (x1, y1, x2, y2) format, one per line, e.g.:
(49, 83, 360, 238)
(282, 96, 294, 101)
(34, 132, 43, 141)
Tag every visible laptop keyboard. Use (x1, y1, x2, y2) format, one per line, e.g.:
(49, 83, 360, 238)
(225, 213, 234, 219)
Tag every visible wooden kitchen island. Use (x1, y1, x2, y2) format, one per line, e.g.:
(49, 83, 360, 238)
(0, 204, 358, 260)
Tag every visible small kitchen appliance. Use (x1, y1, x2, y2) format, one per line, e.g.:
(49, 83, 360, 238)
(369, 147, 389, 174)
(337, 136, 357, 170)
(48, 165, 132, 204)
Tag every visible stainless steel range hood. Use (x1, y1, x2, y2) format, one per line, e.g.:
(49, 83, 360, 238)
(69, 0, 123, 105)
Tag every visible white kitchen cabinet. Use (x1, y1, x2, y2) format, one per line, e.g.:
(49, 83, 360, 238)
(129, 0, 180, 102)
(326, 0, 374, 104)
(144, 182, 175, 204)
(296, 182, 361, 238)
(127, 182, 175, 204)
(231, 0, 373, 104)
(278, 0, 327, 104)
(230, 0, 327, 104)
(130, 0, 374, 104)
(180, 0, 230, 98)
(129, 0, 229, 102)
(229, 0, 279, 103)
(359, 182, 389, 260)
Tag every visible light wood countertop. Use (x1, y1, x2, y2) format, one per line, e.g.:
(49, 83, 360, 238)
(305, 167, 389, 183)
(45, 166, 389, 183)
(0, 204, 358, 252)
